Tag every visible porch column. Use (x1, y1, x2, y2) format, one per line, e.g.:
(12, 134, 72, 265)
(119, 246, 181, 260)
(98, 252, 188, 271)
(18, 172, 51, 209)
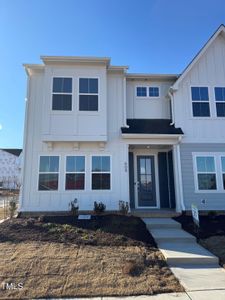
(172, 144, 185, 212)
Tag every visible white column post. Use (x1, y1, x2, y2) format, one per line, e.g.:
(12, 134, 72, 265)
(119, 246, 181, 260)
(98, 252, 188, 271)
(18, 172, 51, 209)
(172, 143, 185, 212)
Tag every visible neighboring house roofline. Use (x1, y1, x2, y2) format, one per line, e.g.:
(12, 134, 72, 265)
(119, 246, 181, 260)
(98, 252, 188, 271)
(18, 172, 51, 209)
(1, 149, 22, 157)
(172, 24, 225, 90)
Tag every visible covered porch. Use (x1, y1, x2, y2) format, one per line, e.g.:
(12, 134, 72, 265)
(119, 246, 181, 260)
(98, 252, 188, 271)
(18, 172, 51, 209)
(121, 119, 184, 213)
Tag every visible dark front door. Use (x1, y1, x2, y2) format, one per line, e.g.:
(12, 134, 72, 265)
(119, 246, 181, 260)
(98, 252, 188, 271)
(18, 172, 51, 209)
(137, 156, 156, 207)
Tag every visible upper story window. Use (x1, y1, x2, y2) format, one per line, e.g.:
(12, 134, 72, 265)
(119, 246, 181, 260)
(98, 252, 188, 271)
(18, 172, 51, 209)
(38, 156, 59, 191)
(149, 87, 159, 97)
(191, 87, 210, 117)
(136, 87, 147, 97)
(136, 86, 159, 98)
(79, 78, 98, 111)
(196, 156, 216, 190)
(65, 156, 85, 190)
(52, 78, 72, 111)
(215, 87, 225, 117)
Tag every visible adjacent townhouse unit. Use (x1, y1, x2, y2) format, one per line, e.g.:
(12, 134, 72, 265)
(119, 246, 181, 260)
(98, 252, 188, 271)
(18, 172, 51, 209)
(20, 25, 225, 214)
(0, 149, 23, 190)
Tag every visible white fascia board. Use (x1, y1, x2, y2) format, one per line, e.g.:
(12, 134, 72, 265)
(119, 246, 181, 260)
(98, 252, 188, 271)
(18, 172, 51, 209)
(41, 56, 110, 66)
(23, 64, 45, 76)
(126, 73, 179, 80)
(121, 133, 182, 139)
(172, 24, 225, 90)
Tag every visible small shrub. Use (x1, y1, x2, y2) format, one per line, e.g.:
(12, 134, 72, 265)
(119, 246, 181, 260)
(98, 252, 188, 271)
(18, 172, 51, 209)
(69, 198, 79, 217)
(119, 200, 129, 215)
(8, 199, 17, 219)
(94, 201, 106, 214)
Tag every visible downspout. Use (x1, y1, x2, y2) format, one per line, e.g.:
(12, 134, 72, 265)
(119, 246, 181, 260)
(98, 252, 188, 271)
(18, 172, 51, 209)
(123, 76, 129, 128)
(19, 69, 30, 211)
(168, 88, 175, 125)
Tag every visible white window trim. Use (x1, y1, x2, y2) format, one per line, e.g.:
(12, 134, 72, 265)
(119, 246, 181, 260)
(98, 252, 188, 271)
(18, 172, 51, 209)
(51, 76, 73, 112)
(220, 155, 225, 190)
(38, 155, 60, 192)
(90, 154, 112, 191)
(64, 155, 86, 191)
(192, 152, 225, 193)
(78, 77, 99, 112)
(214, 86, 225, 118)
(135, 85, 160, 98)
(190, 86, 211, 118)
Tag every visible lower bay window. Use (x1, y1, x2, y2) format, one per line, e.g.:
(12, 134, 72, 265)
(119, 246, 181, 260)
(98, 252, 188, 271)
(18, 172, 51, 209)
(65, 156, 85, 190)
(38, 156, 59, 190)
(91, 156, 111, 190)
(194, 154, 225, 192)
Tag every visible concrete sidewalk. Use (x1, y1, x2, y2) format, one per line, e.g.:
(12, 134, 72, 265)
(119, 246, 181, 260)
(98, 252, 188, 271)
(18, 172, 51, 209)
(47, 289, 225, 299)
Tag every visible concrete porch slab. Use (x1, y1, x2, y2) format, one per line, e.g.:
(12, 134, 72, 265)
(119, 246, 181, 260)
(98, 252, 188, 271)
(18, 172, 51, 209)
(159, 241, 218, 265)
(143, 218, 181, 229)
(170, 264, 225, 291)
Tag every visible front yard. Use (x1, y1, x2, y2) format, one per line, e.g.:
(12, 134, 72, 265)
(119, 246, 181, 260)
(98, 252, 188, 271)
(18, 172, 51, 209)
(174, 214, 225, 267)
(0, 214, 183, 299)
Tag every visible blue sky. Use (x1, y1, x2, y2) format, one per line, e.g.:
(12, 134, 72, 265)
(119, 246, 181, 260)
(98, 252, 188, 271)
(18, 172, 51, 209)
(0, 0, 225, 148)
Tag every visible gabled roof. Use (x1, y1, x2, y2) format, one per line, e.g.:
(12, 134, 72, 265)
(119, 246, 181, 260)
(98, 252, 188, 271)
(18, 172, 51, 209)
(1, 149, 22, 157)
(172, 24, 225, 90)
(121, 119, 183, 135)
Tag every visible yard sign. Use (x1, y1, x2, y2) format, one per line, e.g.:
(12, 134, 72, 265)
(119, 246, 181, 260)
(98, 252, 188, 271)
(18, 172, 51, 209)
(191, 204, 199, 227)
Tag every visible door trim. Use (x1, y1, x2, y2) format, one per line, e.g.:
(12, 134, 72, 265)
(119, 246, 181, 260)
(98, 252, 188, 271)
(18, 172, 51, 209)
(134, 153, 159, 209)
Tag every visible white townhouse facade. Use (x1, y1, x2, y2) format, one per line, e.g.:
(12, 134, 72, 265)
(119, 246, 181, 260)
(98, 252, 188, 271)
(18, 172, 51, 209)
(20, 25, 225, 214)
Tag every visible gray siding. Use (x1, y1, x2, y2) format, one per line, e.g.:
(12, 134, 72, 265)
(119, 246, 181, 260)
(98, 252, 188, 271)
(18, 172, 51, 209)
(180, 143, 225, 211)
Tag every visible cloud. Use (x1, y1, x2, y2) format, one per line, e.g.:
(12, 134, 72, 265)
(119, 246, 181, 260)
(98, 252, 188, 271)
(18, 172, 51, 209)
(0, 124, 2, 130)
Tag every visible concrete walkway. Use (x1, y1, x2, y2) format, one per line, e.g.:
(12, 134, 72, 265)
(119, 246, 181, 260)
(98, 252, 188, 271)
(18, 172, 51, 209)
(143, 217, 225, 297)
(46, 289, 225, 299)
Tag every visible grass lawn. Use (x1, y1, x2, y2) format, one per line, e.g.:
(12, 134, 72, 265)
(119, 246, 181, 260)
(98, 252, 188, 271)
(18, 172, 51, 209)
(174, 214, 225, 267)
(0, 214, 183, 299)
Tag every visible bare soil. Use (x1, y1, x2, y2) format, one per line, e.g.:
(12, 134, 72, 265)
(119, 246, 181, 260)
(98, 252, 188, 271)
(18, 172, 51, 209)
(0, 215, 183, 299)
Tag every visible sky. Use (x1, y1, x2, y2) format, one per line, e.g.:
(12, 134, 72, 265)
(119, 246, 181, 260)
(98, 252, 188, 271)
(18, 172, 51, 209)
(0, 0, 225, 148)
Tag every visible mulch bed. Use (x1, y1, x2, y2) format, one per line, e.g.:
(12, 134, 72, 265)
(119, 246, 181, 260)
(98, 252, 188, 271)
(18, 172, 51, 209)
(174, 214, 225, 239)
(0, 214, 156, 247)
(174, 214, 225, 267)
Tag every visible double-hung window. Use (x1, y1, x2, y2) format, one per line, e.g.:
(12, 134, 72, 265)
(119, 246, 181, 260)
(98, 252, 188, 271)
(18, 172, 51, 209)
(196, 156, 217, 190)
(92, 156, 111, 190)
(149, 87, 159, 97)
(65, 156, 85, 190)
(215, 87, 225, 117)
(191, 87, 210, 117)
(52, 77, 72, 111)
(136, 87, 147, 97)
(79, 78, 98, 111)
(38, 156, 59, 190)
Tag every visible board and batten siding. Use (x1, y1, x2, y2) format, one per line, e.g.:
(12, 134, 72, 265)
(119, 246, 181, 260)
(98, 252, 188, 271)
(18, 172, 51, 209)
(174, 34, 225, 143)
(180, 143, 225, 211)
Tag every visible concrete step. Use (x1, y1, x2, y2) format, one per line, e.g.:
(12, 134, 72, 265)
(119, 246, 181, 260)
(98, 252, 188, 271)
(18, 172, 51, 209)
(151, 228, 196, 243)
(143, 217, 181, 229)
(158, 241, 219, 265)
